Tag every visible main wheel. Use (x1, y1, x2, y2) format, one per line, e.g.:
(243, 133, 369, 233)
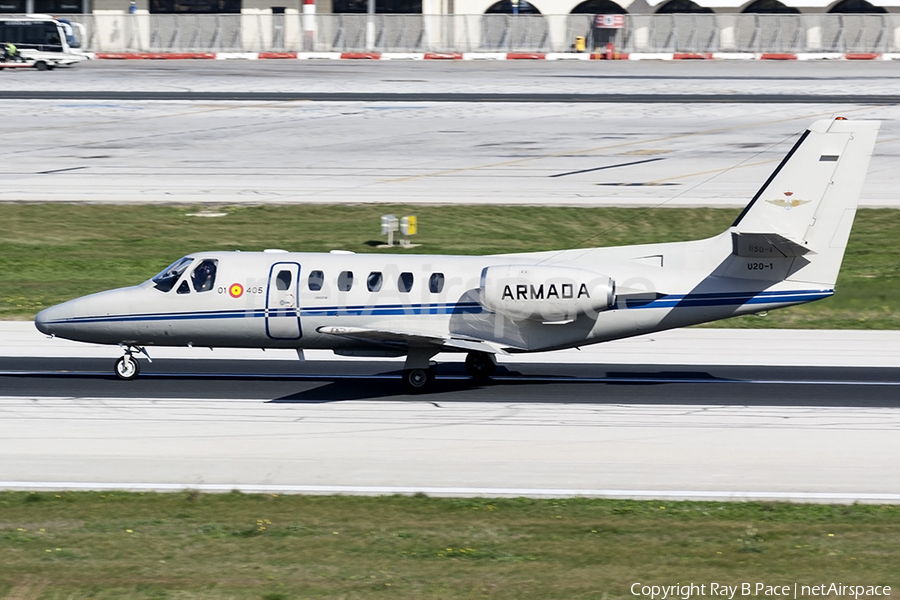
(403, 368, 433, 394)
(464, 351, 496, 379)
(114, 355, 140, 380)
(34, 61, 48, 71)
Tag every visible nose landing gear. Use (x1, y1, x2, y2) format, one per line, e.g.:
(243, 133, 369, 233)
(114, 346, 151, 380)
(114, 353, 140, 380)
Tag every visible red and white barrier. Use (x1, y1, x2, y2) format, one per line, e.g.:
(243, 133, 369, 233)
(92, 51, 897, 61)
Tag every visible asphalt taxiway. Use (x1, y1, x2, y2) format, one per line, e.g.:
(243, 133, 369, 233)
(2, 61, 900, 207)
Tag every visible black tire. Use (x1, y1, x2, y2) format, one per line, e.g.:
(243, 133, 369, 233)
(114, 355, 140, 380)
(464, 351, 496, 379)
(403, 368, 433, 394)
(34, 61, 48, 71)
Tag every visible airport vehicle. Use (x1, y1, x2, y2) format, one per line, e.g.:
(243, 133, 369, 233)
(35, 118, 879, 392)
(0, 15, 86, 70)
(0, 49, 83, 70)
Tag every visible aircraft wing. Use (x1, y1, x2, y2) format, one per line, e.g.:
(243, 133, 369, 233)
(315, 326, 510, 354)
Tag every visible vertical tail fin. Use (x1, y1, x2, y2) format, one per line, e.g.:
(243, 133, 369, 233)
(730, 118, 879, 288)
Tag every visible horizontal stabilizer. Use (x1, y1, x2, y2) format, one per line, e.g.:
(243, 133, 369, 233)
(732, 232, 812, 258)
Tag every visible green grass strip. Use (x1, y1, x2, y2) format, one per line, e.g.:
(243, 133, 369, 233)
(1, 204, 899, 328)
(1, 492, 898, 599)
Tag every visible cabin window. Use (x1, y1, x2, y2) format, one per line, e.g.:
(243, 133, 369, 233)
(338, 271, 354, 291)
(367, 271, 383, 292)
(152, 256, 193, 293)
(308, 270, 324, 291)
(177, 280, 191, 295)
(398, 272, 414, 293)
(275, 269, 292, 291)
(429, 272, 445, 293)
(191, 259, 218, 293)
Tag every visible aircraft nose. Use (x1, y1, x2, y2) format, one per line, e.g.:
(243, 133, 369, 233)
(34, 306, 58, 336)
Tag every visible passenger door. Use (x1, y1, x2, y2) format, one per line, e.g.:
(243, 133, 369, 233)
(266, 262, 301, 340)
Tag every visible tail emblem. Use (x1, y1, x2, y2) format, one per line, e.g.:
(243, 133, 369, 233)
(766, 192, 810, 210)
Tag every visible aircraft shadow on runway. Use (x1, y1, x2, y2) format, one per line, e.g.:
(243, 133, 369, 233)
(268, 366, 738, 403)
(4, 358, 897, 406)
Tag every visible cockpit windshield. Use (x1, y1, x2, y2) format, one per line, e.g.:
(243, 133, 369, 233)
(152, 257, 193, 292)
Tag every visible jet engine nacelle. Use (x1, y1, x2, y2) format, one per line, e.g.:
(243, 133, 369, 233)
(479, 264, 616, 322)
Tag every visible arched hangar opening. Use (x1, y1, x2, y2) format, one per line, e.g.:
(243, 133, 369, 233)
(570, 0, 627, 13)
(827, 0, 885, 12)
(655, 0, 713, 13)
(485, 0, 542, 13)
(741, 0, 800, 13)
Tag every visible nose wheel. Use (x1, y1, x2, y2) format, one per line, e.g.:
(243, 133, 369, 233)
(114, 353, 141, 380)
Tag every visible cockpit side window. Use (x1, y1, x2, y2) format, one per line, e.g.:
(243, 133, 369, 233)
(152, 257, 193, 293)
(191, 259, 218, 293)
(177, 281, 191, 295)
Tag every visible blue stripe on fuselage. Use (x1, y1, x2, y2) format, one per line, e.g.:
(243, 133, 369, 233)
(624, 289, 832, 309)
(42, 290, 832, 325)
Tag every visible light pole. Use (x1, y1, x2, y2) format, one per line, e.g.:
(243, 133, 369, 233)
(366, 0, 376, 50)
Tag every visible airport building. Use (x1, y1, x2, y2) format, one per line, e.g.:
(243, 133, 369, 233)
(0, 0, 895, 16)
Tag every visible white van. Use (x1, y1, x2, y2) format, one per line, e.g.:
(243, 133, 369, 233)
(0, 15, 87, 69)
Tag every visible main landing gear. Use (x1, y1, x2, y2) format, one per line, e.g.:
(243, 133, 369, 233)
(464, 351, 497, 379)
(402, 347, 437, 394)
(402, 350, 498, 394)
(114, 346, 150, 381)
(402, 367, 434, 393)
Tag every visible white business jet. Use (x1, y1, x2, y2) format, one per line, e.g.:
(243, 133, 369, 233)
(35, 118, 879, 392)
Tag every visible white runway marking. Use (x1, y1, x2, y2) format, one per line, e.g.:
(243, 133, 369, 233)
(1, 481, 899, 504)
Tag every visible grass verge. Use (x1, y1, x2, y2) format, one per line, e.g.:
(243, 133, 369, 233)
(1, 204, 899, 328)
(1, 492, 898, 599)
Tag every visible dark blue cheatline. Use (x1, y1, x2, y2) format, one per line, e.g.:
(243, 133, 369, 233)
(41, 290, 830, 326)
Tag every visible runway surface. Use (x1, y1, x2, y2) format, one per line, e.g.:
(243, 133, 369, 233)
(4, 324, 900, 501)
(2, 353, 900, 501)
